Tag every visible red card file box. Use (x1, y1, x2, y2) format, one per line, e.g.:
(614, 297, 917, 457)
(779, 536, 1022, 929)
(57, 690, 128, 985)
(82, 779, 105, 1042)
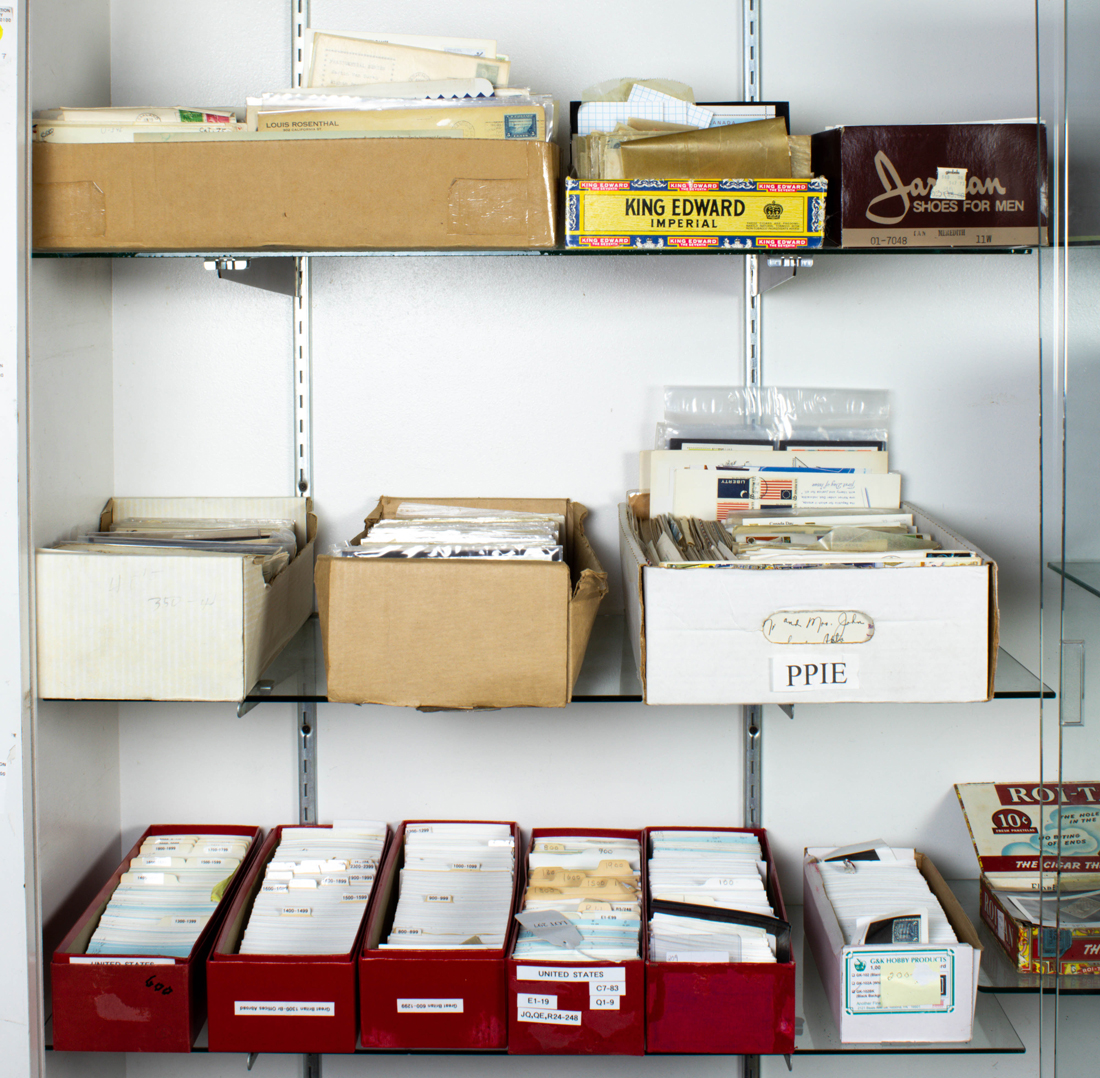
(643, 826, 796, 1054)
(359, 820, 522, 1050)
(51, 823, 262, 1052)
(206, 823, 391, 1053)
(507, 827, 646, 1055)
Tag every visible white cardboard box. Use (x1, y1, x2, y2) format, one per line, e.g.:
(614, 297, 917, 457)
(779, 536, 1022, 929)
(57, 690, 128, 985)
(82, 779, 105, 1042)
(802, 849, 982, 1044)
(619, 500, 998, 704)
(36, 497, 316, 701)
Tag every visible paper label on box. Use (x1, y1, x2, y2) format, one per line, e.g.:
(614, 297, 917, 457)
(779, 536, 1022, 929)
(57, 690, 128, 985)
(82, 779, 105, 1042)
(517, 1005, 582, 1026)
(516, 966, 626, 991)
(397, 998, 464, 1013)
(590, 992, 620, 1010)
(929, 167, 968, 200)
(70, 956, 175, 966)
(844, 950, 954, 1014)
(771, 656, 858, 692)
(235, 1001, 335, 1017)
(518, 993, 558, 1009)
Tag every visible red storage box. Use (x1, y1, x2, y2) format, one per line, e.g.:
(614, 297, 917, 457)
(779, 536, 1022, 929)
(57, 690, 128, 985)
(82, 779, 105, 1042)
(643, 826, 796, 1054)
(359, 820, 522, 1050)
(51, 823, 262, 1052)
(507, 827, 646, 1055)
(206, 823, 391, 1053)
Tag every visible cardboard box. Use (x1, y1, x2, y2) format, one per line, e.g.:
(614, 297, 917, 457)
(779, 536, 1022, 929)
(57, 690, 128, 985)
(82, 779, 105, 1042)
(316, 497, 608, 708)
(36, 497, 316, 701)
(207, 824, 392, 1053)
(956, 781, 1100, 974)
(810, 124, 1048, 248)
(803, 849, 982, 1044)
(507, 827, 646, 1056)
(643, 826, 795, 1055)
(51, 823, 263, 1052)
(33, 139, 559, 250)
(359, 820, 521, 1050)
(565, 176, 825, 250)
(620, 499, 998, 704)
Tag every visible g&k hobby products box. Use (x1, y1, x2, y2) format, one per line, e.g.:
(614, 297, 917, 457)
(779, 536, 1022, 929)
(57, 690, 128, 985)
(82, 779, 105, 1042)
(956, 781, 1100, 975)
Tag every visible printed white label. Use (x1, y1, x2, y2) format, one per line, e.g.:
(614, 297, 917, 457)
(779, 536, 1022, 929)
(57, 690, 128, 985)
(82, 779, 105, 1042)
(517, 965, 627, 989)
(262, 883, 289, 893)
(348, 860, 377, 870)
(590, 993, 620, 1010)
(489, 838, 515, 847)
(518, 993, 558, 1009)
(70, 957, 175, 966)
(771, 655, 858, 692)
(397, 998, 464, 1013)
(518, 1007, 582, 1026)
(204, 845, 233, 854)
(140, 856, 173, 867)
(762, 610, 874, 645)
(424, 894, 454, 903)
(666, 950, 729, 963)
(590, 981, 623, 996)
(929, 166, 968, 200)
(235, 1001, 335, 1017)
(281, 907, 312, 916)
(341, 893, 372, 902)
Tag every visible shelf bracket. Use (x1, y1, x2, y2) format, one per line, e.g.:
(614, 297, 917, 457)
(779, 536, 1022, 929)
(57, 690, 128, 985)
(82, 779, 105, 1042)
(236, 681, 273, 718)
(246, 1052, 259, 1071)
(749, 254, 815, 297)
(202, 257, 297, 296)
(743, 704, 762, 829)
(299, 702, 318, 825)
(778, 703, 794, 720)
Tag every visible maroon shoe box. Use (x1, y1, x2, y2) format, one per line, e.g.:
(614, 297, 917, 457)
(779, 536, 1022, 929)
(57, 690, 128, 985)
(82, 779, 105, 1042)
(51, 823, 262, 1052)
(811, 123, 1047, 248)
(206, 823, 391, 1053)
(643, 826, 795, 1054)
(507, 827, 646, 1055)
(359, 820, 522, 1050)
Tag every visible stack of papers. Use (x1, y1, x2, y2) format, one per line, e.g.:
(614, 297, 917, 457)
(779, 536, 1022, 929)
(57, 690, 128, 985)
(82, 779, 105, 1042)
(239, 824, 387, 956)
(648, 830, 778, 963)
(86, 832, 253, 957)
(339, 502, 563, 561)
(380, 823, 516, 949)
(814, 842, 957, 946)
(512, 834, 643, 960)
(33, 106, 244, 143)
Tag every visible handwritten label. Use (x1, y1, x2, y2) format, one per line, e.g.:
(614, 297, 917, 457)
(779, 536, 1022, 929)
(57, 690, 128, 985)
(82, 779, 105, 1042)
(235, 1001, 335, 1017)
(397, 998, 463, 1013)
(515, 910, 584, 949)
(666, 950, 728, 963)
(762, 610, 873, 645)
(145, 975, 173, 996)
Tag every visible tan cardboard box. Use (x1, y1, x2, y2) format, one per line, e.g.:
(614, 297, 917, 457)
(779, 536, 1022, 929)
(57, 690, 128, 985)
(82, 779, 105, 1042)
(33, 139, 558, 250)
(803, 849, 983, 1044)
(620, 498, 998, 704)
(36, 497, 315, 701)
(316, 497, 607, 708)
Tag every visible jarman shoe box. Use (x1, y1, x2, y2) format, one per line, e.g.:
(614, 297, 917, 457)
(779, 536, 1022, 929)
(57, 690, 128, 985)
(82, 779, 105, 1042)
(803, 848, 982, 1044)
(620, 499, 998, 704)
(206, 823, 391, 1054)
(644, 826, 795, 1055)
(51, 824, 262, 1053)
(811, 123, 1047, 248)
(317, 497, 607, 709)
(507, 827, 646, 1056)
(36, 496, 316, 701)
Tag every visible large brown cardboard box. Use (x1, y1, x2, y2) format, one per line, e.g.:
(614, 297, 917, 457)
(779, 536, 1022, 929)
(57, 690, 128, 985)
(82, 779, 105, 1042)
(316, 497, 607, 708)
(33, 139, 558, 250)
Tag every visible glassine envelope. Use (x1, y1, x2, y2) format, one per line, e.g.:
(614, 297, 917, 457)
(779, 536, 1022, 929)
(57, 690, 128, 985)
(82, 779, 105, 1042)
(309, 34, 511, 89)
(618, 117, 790, 179)
(671, 468, 902, 518)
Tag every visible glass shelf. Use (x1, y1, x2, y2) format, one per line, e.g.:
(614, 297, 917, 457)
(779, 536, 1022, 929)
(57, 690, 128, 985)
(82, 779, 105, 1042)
(31, 244, 1042, 259)
(241, 613, 1049, 708)
(1049, 560, 1100, 600)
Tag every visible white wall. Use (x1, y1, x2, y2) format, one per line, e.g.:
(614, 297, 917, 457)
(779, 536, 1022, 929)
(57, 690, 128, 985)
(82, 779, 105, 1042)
(19, 0, 1098, 1076)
